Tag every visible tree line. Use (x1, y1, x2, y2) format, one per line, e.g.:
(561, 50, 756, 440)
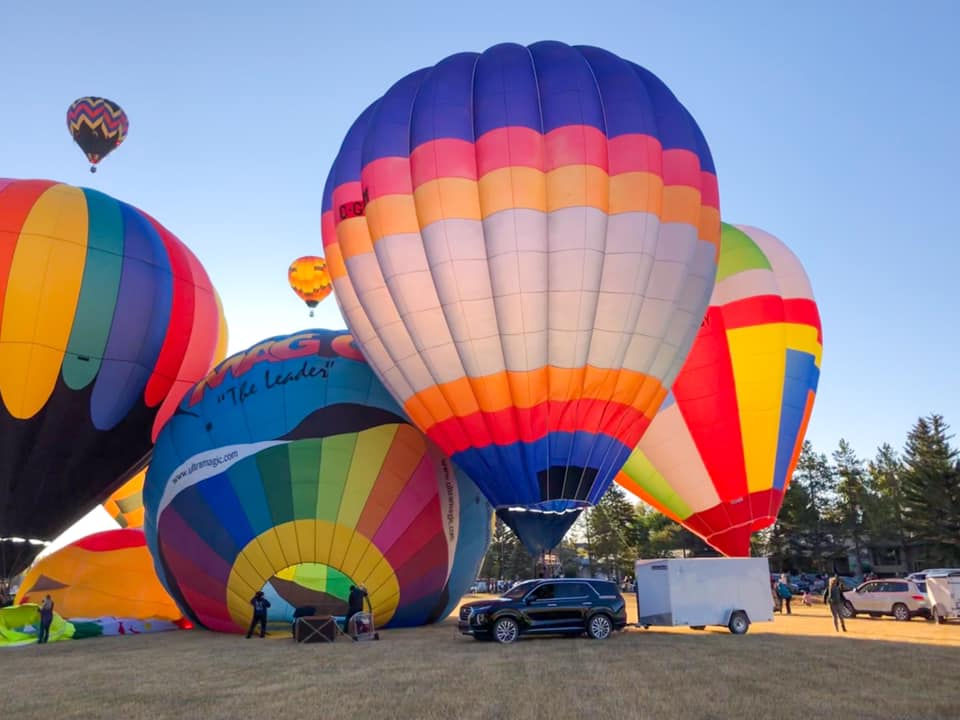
(479, 413, 960, 581)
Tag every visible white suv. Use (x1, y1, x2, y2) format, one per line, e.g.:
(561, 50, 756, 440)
(842, 579, 930, 621)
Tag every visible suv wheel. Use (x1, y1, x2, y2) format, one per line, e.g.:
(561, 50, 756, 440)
(892, 603, 911, 621)
(841, 601, 856, 619)
(587, 613, 612, 640)
(493, 617, 519, 644)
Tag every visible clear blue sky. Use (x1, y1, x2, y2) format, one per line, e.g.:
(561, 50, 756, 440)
(3, 0, 958, 465)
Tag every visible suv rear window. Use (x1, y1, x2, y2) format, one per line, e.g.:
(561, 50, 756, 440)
(591, 581, 619, 597)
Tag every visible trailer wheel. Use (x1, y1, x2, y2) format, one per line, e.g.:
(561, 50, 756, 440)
(728, 611, 749, 635)
(933, 608, 946, 625)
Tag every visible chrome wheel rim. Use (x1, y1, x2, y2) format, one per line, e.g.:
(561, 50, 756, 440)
(894, 605, 909, 621)
(590, 615, 611, 639)
(495, 619, 517, 643)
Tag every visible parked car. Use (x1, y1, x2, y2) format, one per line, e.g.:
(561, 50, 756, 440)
(907, 568, 960, 584)
(458, 578, 627, 644)
(842, 578, 930, 621)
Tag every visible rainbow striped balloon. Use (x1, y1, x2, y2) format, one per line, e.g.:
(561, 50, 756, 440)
(616, 223, 822, 556)
(144, 330, 492, 631)
(0, 178, 227, 579)
(322, 41, 720, 552)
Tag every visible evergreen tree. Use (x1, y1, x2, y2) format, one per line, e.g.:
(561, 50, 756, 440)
(584, 485, 637, 579)
(866, 443, 906, 548)
(782, 441, 837, 571)
(901, 414, 960, 565)
(831, 439, 869, 573)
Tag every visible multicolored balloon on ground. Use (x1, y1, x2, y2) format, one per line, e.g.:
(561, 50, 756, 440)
(66, 97, 129, 172)
(287, 256, 332, 316)
(144, 329, 492, 632)
(616, 223, 822, 555)
(15, 529, 183, 623)
(322, 41, 720, 553)
(0, 178, 228, 579)
(102, 469, 147, 528)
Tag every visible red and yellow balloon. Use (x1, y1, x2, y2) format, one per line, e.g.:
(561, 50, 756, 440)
(616, 223, 822, 556)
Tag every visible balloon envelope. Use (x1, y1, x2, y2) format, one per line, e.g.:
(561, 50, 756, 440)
(322, 41, 720, 552)
(288, 255, 333, 310)
(15, 528, 182, 623)
(66, 97, 129, 171)
(616, 223, 822, 555)
(102, 469, 146, 528)
(144, 329, 492, 632)
(0, 178, 227, 579)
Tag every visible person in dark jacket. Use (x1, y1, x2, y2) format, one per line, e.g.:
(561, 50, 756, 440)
(38, 595, 55, 644)
(246, 591, 271, 638)
(823, 575, 848, 632)
(344, 585, 369, 634)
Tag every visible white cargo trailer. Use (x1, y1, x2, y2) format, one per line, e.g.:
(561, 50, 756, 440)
(634, 557, 774, 634)
(926, 572, 960, 624)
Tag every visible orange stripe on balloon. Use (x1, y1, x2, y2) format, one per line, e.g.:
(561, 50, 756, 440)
(402, 366, 666, 428)
(0, 180, 59, 332)
(478, 167, 546, 215)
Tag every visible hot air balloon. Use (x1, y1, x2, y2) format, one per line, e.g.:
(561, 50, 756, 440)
(102, 469, 147, 528)
(321, 41, 720, 553)
(15, 529, 183, 626)
(615, 223, 822, 556)
(0, 178, 227, 581)
(143, 329, 492, 632)
(288, 256, 332, 316)
(66, 97, 129, 173)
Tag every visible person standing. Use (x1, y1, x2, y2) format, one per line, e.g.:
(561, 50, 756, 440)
(824, 575, 848, 632)
(246, 591, 271, 639)
(344, 584, 369, 636)
(38, 595, 55, 644)
(775, 575, 793, 615)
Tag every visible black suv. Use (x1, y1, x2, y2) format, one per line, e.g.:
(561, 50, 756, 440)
(458, 578, 628, 644)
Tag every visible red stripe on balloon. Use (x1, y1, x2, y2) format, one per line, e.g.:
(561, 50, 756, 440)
(721, 294, 785, 329)
(321, 209, 336, 247)
(411, 138, 478, 187)
(672, 306, 749, 502)
(150, 234, 221, 440)
(475, 127, 545, 176)
(784, 298, 822, 341)
(362, 157, 413, 199)
(423, 399, 649, 455)
(143, 218, 195, 409)
(332, 181, 363, 228)
(662, 148, 703, 190)
(543, 126, 608, 171)
(606, 134, 663, 176)
(73, 528, 146, 552)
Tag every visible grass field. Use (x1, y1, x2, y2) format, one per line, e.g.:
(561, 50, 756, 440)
(3, 596, 959, 720)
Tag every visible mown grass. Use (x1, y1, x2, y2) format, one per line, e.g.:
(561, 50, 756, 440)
(3, 596, 958, 720)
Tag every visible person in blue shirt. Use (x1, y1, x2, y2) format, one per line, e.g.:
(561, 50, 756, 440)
(775, 575, 793, 615)
(246, 591, 271, 638)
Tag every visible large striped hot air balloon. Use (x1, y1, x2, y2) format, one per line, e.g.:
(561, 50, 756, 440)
(322, 41, 720, 553)
(0, 178, 227, 579)
(143, 330, 492, 632)
(615, 223, 822, 556)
